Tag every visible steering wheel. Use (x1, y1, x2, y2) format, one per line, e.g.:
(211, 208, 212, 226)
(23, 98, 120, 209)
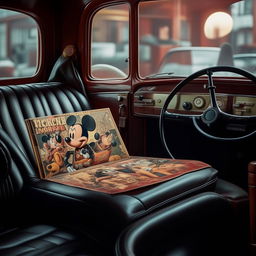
(159, 66, 256, 159)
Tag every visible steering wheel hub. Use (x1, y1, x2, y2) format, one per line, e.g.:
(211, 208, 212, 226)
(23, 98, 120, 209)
(202, 107, 219, 125)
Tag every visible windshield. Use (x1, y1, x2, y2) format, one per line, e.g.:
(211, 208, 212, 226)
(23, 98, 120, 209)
(159, 49, 220, 76)
(138, 0, 256, 78)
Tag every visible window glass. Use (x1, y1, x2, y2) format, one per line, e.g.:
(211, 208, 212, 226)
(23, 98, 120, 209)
(91, 4, 129, 79)
(0, 9, 39, 78)
(138, 0, 256, 78)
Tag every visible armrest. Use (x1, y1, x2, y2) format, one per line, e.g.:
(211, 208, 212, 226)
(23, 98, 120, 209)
(115, 192, 242, 256)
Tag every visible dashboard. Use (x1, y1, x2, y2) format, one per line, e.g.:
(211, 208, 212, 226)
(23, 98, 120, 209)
(134, 90, 256, 116)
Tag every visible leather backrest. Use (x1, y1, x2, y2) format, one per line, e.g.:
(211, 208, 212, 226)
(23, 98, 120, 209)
(0, 140, 9, 181)
(0, 82, 90, 167)
(0, 139, 16, 201)
(0, 56, 91, 199)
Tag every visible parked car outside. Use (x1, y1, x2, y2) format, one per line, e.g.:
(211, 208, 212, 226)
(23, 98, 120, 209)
(233, 53, 256, 75)
(0, 58, 15, 78)
(158, 46, 220, 77)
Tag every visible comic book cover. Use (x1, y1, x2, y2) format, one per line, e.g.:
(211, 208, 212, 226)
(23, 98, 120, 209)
(25, 108, 129, 178)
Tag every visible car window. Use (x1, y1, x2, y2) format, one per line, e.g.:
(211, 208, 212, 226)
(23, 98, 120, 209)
(138, 0, 256, 78)
(91, 4, 129, 80)
(0, 9, 39, 78)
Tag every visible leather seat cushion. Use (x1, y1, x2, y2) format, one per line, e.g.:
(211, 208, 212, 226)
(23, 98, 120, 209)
(115, 192, 245, 256)
(19, 166, 217, 248)
(0, 224, 103, 256)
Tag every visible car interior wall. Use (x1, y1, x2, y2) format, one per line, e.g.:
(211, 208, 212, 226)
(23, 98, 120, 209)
(43, 0, 85, 80)
(55, 0, 85, 55)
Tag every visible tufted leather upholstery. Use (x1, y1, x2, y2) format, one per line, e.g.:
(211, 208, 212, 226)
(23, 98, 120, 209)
(0, 225, 103, 256)
(0, 134, 107, 256)
(0, 54, 245, 251)
(115, 192, 246, 256)
(0, 81, 90, 174)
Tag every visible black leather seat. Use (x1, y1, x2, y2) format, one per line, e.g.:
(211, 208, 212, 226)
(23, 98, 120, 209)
(0, 140, 106, 256)
(115, 192, 246, 256)
(0, 51, 247, 251)
(0, 225, 104, 256)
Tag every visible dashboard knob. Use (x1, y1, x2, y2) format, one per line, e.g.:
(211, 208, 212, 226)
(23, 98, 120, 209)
(182, 101, 192, 110)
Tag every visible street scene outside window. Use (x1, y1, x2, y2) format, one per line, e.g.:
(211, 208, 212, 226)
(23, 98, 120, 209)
(90, 0, 256, 80)
(91, 4, 129, 80)
(0, 9, 38, 78)
(138, 0, 256, 78)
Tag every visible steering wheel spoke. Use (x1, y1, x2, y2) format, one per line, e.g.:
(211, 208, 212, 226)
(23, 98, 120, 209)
(164, 111, 197, 121)
(206, 69, 218, 108)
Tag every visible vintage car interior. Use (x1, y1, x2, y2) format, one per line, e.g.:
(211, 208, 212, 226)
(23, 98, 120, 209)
(0, 0, 255, 255)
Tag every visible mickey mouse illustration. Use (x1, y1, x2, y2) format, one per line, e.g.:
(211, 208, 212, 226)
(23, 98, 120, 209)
(64, 114, 96, 173)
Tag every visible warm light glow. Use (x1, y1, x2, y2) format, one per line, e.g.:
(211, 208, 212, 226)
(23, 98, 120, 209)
(204, 12, 233, 39)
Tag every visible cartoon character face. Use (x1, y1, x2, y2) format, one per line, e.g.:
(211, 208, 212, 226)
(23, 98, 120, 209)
(66, 124, 88, 148)
(65, 114, 96, 149)
(101, 131, 114, 147)
(42, 133, 62, 150)
(94, 131, 117, 150)
(49, 136, 59, 149)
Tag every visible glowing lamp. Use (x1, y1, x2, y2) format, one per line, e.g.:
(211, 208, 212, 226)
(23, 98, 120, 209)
(204, 12, 233, 39)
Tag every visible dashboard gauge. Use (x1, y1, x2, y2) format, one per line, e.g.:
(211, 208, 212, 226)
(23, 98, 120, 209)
(193, 96, 205, 108)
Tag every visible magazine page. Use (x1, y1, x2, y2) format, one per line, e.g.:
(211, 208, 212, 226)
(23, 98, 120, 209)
(25, 108, 129, 178)
(49, 156, 211, 194)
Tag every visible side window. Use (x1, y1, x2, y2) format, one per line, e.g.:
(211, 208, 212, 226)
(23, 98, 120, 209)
(0, 9, 39, 79)
(91, 4, 129, 80)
